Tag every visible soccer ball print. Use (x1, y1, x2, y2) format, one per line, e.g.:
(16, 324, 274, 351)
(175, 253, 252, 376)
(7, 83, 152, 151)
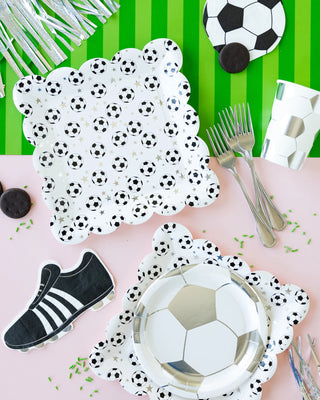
(89, 223, 309, 400)
(203, 0, 286, 72)
(13, 39, 220, 244)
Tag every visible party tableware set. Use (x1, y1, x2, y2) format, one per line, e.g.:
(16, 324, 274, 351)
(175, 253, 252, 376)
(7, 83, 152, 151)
(1, 0, 320, 399)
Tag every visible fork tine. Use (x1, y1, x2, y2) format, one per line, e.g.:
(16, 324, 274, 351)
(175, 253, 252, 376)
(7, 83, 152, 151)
(238, 104, 244, 135)
(247, 103, 254, 133)
(242, 102, 248, 133)
(206, 128, 219, 157)
(216, 124, 230, 153)
(221, 109, 236, 138)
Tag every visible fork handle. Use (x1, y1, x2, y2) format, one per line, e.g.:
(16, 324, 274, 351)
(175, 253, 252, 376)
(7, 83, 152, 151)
(245, 158, 287, 231)
(232, 172, 277, 248)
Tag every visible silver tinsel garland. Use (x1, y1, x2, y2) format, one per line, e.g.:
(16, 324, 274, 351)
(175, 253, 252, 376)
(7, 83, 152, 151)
(0, 0, 120, 97)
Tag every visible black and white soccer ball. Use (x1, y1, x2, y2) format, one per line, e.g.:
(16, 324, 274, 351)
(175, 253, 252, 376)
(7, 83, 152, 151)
(106, 103, 122, 119)
(93, 117, 109, 133)
(33, 123, 48, 140)
(148, 193, 163, 208)
(110, 332, 126, 347)
(45, 108, 61, 124)
(164, 121, 179, 137)
(91, 170, 107, 186)
(159, 175, 176, 190)
(86, 196, 102, 211)
(90, 142, 106, 158)
(70, 96, 86, 112)
(138, 101, 155, 117)
(132, 203, 148, 219)
(120, 59, 136, 75)
(203, 0, 286, 72)
(270, 292, 287, 306)
(207, 182, 220, 199)
(156, 387, 172, 400)
(66, 182, 82, 197)
(39, 151, 54, 168)
(16, 78, 32, 93)
(184, 109, 199, 126)
(58, 225, 74, 242)
(112, 131, 127, 146)
(141, 132, 157, 148)
(91, 83, 107, 98)
(53, 141, 68, 157)
(129, 352, 139, 366)
(126, 285, 142, 302)
(73, 215, 89, 230)
(110, 214, 125, 229)
(119, 87, 135, 103)
(144, 75, 160, 91)
(64, 121, 81, 137)
(119, 310, 134, 324)
(112, 156, 128, 172)
(114, 191, 130, 206)
(68, 70, 85, 85)
(90, 58, 108, 74)
(167, 96, 180, 112)
(131, 371, 148, 387)
(140, 160, 156, 176)
(127, 176, 143, 192)
(294, 289, 309, 305)
(54, 197, 69, 213)
(143, 46, 159, 63)
(184, 136, 200, 151)
(45, 81, 62, 96)
(154, 241, 170, 256)
(106, 368, 122, 381)
(67, 153, 83, 169)
(188, 170, 203, 185)
(89, 351, 104, 368)
(163, 61, 179, 76)
(127, 120, 142, 136)
(42, 177, 55, 193)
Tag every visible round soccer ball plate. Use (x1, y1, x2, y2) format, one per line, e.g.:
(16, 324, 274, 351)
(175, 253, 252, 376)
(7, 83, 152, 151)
(133, 263, 268, 398)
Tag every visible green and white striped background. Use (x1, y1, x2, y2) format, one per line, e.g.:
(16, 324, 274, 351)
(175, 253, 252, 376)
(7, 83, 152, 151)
(0, 0, 319, 156)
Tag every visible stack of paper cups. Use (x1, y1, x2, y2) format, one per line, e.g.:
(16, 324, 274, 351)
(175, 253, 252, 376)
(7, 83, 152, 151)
(261, 80, 320, 170)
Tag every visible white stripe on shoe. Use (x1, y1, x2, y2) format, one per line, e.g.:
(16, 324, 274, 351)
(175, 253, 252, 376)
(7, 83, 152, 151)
(49, 288, 84, 309)
(32, 308, 53, 335)
(38, 302, 64, 327)
(43, 296, 72, 319)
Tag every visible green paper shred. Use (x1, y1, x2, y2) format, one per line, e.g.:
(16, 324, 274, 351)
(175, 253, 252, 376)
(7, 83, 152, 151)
(48, 377, 51, 382)
(308, 239, 312, 245)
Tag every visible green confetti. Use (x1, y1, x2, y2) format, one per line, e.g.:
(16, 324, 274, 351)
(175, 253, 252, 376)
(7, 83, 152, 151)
(291, 249, 299, 253)
(249, 235, 254, 238)
(94, 390, 98, 393)
(240, 241, 244, 249)
(80, 387, 83, 391)
(69, 365, 75, 370)
(283, 213, 288, 218)
(289, 209, 292, 213)
(76, 362, 81, 366)
(31, 202, 34, 206)
(15, 227, 19, 232)
(202, 229, 206, 233)
(75, 368, 79, 374)
(242, 234, 248, 237)
(237, 252, 243, 256)
(30, 219, 33, 225)
(83, 361, 86, 368)
(308, 239, 312, 245)
(26, 226, 31, 229)
(250, 265, 254, 269)
(79, 357, 88, 361)
(313, 213, 317, 216)
(234, 237, 239, 242)
(20, 222, 26, 226)
(48, 377, 52, 382)
(55, 386, 59, 390)
(85, 377, 93, 382)
(69, 373, 72, 379)
(23, 185, 28, 188)
(84, 367, 89, 372)
(270, 195, 274, 200)
(303, 232, 306, 235)
(287, 221, 292, 225)
(9, 237, 12, 240)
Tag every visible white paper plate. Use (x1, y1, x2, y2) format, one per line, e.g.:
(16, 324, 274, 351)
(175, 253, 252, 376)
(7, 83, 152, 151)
(133, 263, 268, 398)
(13, 39, 219, 244)
(89, 223, 310, 400)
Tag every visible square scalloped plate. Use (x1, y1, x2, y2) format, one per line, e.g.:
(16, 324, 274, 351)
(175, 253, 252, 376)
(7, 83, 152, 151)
(13, 39, 220, 245)
(89, 223, 310, 400)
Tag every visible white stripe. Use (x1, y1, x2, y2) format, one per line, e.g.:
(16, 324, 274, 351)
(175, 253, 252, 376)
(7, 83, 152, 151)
(32, 309, 53, 335)
(49, 288, 84, 309)
(43, 296, 72, 320)
(39, 301, 64, 327)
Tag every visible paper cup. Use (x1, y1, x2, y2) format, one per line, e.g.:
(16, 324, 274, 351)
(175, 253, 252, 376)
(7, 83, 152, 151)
(261, 80, 320, 170)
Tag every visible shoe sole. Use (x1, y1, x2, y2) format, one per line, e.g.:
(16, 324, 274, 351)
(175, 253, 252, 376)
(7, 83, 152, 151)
(18, 289, 115, 353)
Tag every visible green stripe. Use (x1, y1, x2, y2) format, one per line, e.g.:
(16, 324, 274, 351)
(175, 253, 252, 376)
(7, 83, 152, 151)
(262, 48, 279, 139)
(5, 63, 21, 154)
(214, 58, 230, 124)
(198, 0, 215, 142)
(103, 12, 120, 58)
(119, 0, 135, 49)
(294, 0, 311, 86)
(135, 0, 151, 49)
(279, 0, 295, 82)
(0, 63, 5, 154)
(310, 1, 320, 90)
(151, 0, 167, 39)
(183, 0, 199, 112)
(230, 71, 247, 109)
(71, 39, 88, 69)
(87, 25, 104, 59)
(247, 59, 263, 156)
(167, 0, 184, 47)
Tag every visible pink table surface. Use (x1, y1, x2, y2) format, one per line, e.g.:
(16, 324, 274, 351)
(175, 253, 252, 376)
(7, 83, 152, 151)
(0, 155, 319, 400)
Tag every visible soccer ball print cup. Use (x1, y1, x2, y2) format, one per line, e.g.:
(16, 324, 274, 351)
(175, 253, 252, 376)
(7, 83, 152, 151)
(261, 80, 320, 170)
(89, 223, 309, 400)
(203, 0, 286, 73)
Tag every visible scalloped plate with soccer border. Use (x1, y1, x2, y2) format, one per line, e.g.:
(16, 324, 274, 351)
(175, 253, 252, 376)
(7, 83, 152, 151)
(89, 223, 309, 400)
(13, 39, 220, 245)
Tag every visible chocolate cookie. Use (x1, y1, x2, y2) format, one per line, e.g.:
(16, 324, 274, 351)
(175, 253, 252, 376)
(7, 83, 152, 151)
(219, 42, 250, 74)
(0, 188, 31, 219)
(0, 182, 3, 197)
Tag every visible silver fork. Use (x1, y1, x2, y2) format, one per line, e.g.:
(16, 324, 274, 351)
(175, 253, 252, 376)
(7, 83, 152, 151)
(207, 125, 277, 248)
(220, 104, 287, 231)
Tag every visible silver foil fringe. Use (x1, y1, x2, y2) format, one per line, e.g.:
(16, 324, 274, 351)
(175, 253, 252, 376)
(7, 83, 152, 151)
(0, 0, 120, 98)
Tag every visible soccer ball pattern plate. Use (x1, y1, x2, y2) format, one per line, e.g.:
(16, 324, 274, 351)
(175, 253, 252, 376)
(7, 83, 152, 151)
(13, 39, 220, 245)
(133, 264, 268, 398)
(89, 223, 309, 400)
(203, 0, 286, 63)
